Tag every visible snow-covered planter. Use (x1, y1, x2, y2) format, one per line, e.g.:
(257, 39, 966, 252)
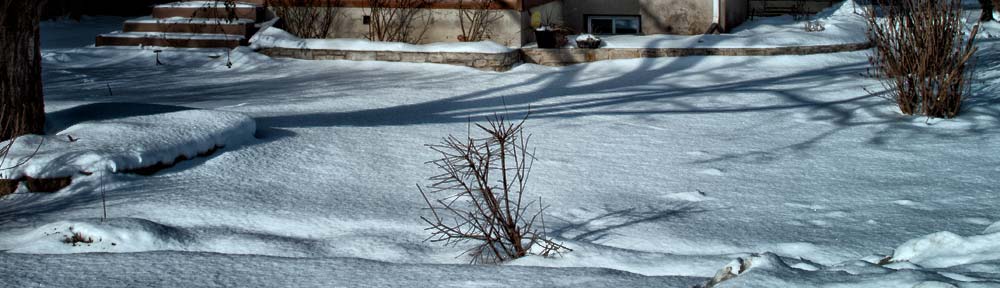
(535, 26, 557, 49)
(575, 34, 602, 49)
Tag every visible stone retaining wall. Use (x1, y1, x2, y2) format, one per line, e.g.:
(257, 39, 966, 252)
(257, 48, 522, 72)
(521, 42, 873, 66)
(257, 42, 871, 71)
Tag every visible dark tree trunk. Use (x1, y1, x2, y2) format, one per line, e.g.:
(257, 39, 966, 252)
(1, 0, 47, 142)
(982, 0, 996, 21)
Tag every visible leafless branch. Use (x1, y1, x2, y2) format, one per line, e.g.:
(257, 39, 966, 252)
(418, 113, 569, 264)
(268, 0, 344, 38)
(865, 0, 979, 118)
(367, 0, 436, 43)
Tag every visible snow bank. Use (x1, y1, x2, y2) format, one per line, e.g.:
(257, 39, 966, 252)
(249, 27, 514, 53)
(713, 253, 969, 288)
(561, 0, 867, 49)
(892, 231, 1000, 268)
(2, 218, 190, 254)
(0, 107, 256, 179)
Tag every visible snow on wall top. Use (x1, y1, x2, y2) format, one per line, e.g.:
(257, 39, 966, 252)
(249, 27, 515, 54)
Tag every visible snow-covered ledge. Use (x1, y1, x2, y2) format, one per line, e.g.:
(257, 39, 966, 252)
(250, 28, 521, 72)
(520, 42, 872, 66)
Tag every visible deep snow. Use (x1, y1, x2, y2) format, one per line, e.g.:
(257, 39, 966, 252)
(2, 2, 1000, 287)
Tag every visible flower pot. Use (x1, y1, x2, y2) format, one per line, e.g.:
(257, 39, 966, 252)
(535, 30, 557, 49)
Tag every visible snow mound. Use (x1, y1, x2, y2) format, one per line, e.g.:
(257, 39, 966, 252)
(3, 218, 191, 254)
(1, 106, 256, 179)
(713, 253, 968, 288)
(250, 27, 514, 53)
(892, 231, 1000, 268)
(985, 220, 1000, 234)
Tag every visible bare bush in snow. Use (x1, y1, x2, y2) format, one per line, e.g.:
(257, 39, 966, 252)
(418, 114, 568, 264)
(268, 0, 344, 38)
(865, 0, 979, 118)
(367, 0, 436, 43)
(457, 0, 502, 42)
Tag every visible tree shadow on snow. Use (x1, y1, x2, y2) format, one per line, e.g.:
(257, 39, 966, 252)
(548, 203, 705, 244)
(45, 102, 194, 133)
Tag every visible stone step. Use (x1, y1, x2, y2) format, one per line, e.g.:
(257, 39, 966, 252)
(95, 32, 245, 48)
(123, 17, 257, 37)
(153, 1, 262, 21)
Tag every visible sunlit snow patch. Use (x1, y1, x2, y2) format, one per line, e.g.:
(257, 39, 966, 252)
(892, 231, 1000, 269)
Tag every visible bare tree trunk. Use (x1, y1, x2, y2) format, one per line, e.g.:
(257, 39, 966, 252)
(1, 0, 47, 142)
(981, 0, 995, 21)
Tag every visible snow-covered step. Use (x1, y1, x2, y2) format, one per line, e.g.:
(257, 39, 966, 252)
(123, 17, 257, 36)
(153, 1, 263, 21)
(95, 32, 245, 48)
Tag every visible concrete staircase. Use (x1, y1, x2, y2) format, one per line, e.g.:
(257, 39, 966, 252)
(96, 1, 269, 48)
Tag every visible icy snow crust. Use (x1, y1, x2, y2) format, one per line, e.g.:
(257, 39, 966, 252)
(5, 2, 1000, 286)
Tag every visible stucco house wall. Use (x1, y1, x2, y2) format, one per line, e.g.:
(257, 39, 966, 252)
(640, 0, 714, 34)
(561, 0, 737, 35)
(278, 1, 563, 46)
(274, 0, 748, 45)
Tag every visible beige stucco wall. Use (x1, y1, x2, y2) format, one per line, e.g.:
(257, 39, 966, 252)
(562, 0, 716, 35)
(640, 0, 714, 35)
(279, 6, 526, 46)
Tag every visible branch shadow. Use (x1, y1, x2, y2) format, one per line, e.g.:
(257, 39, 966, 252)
(548, 203, 705, 244)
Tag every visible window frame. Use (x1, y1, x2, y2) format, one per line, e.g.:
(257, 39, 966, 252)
(584, 14, 642, 35)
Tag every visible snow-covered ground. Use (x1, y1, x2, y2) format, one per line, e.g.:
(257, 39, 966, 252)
(3, 2, 1000, 287)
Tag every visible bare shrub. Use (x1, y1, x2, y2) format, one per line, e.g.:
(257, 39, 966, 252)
(367, 0, 436, 43)
(457, 0, 502, 42)
(268, 0, 343, 38)
(63, 231, 94, 246)
(419, 114, 568, 264)
(865, 0, 979, 118)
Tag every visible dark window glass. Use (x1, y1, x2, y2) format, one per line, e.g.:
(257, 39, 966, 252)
(590, 19, 613, 34)
(615, 19, 639, 34)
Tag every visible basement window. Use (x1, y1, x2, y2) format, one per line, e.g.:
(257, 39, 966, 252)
(587, 15, 640, 35)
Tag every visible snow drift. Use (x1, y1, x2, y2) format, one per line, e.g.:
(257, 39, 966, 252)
(1, 105, 256, 179)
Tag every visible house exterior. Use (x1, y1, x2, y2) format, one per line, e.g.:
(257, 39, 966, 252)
(272, 0, 749, 46)
(94, 0, 752, 49)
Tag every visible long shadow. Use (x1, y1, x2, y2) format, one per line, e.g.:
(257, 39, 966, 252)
(549, 203, 705, 244)
(45, 102, 195, 133)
